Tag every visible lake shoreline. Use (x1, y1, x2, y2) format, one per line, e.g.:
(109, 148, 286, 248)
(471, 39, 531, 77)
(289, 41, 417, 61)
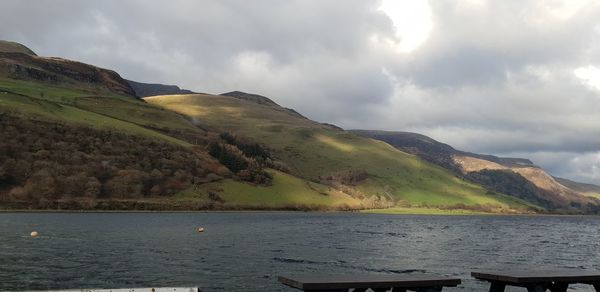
(1, 198, 594, 216)
(0, 208, 595, 216)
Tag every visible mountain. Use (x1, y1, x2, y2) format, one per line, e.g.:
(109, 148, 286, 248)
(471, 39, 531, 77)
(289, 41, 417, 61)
(127, 80, 194, 97)
(555, 177, 600, 199)
(0, 40, 37, 55)
(352, 130, 599, 212)
(1, 41, 507, 212)
(146, 93, 534, 213)
(0, 41, 227, 210)
(1, 40, 595, 213)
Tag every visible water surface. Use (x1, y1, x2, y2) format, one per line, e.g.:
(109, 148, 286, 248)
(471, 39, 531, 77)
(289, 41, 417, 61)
(1, 212, 599, 291)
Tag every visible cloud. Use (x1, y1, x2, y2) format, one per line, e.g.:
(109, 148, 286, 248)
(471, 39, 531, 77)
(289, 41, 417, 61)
(574, 66, 600, 91)
(376, 0, 433, 53)
(1, 0, 600, 183)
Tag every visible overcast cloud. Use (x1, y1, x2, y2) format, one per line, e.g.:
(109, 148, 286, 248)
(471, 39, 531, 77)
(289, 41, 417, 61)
(1, 0, 599, 184)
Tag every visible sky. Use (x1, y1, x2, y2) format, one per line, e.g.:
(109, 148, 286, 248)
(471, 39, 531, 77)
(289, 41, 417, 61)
(1, 0, 600, 184)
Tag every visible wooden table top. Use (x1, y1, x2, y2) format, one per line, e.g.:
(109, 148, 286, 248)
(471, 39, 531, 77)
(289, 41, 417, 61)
(278, 274, 461, 290)
(472, 270, 600, 283)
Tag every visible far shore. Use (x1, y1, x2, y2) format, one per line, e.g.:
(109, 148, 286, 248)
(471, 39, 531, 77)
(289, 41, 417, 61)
(0, 207, 596, 216)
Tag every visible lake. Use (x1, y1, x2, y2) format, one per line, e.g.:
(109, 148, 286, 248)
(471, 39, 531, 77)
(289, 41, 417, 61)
(1, 212, 600, 291)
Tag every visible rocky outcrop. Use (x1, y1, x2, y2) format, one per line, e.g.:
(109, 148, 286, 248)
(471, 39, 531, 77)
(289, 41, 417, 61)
(220, 90, 310, 120)
(127, 80, 194, 97)
(0, 40, 37, 55)
(220, 91, 279, 106)
(453, 155, 593, 209)
(0, 51, 135, 96)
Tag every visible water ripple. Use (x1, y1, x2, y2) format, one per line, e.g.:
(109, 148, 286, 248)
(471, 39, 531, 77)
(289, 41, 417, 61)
(1, 213, 600, 291)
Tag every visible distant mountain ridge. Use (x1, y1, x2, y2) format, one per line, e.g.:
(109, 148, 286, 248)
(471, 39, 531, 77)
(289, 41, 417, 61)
(351, 130, 535, 169)
(352, 130, 599, 211)
(220, 91, 279, 106)
(126, 80, 195, 97)
(555, 177, 600, 196)
(220, 90, 310, 120)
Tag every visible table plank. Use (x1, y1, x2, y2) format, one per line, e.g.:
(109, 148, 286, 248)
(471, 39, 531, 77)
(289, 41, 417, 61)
(34, 288, 201, 292)
(279, 274, 461, 290)
(472, 270, 600, 284)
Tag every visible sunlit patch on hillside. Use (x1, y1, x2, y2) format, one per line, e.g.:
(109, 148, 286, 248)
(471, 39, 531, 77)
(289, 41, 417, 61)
(184, 170, 363, 209)
(584, 192, 600, 199)
(149, 96, 247, 118)
(315, 134, 356, 152)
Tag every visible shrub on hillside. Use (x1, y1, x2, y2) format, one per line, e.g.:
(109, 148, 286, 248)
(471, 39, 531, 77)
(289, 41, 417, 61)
(208, 142, 248, 173)
(219, 132, 271, 161)
(207, 141, 272, 185)
(208, 132, 275, 184)
(321, 170, 369, 186)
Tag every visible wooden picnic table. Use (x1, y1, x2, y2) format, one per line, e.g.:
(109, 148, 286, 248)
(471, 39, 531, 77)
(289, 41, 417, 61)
(472, 270, 600, 292)
(278, 274, 461, 292)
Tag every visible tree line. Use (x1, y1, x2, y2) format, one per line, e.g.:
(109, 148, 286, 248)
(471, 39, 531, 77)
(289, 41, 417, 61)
(0, 112, 221, 205)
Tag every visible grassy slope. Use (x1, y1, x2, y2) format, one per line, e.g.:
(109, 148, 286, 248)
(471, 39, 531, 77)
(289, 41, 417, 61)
(147, 94, 536, 212)
(584, 192, 600, 199)
(0, 78, 197, 146)
(177, 170, 362, 209)
(363, 207, 491, 215)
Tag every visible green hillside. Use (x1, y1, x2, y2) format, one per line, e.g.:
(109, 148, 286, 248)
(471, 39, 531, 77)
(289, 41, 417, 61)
(0, 41, 539, 213)
(0, 78, 363, 211)
(0, 44, 233, 209)
(177, 169, 362, 210)
(0, 78, 197, 146)
(147, 94, 536, 212)
(0, 79, 535, 212)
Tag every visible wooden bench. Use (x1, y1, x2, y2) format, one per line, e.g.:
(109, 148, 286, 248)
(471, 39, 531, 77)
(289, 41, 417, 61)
(278, 274, 461, 292)
(472, 270, 600, 292)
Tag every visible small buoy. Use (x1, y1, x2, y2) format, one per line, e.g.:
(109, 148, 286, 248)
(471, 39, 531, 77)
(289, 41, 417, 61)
(30, 231, 39, 237)
(196, 227, 205, 233)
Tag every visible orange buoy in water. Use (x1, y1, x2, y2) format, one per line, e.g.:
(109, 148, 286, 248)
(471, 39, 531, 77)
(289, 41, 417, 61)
(30, 231, 39, 237)
(197, 227, 205, 233)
